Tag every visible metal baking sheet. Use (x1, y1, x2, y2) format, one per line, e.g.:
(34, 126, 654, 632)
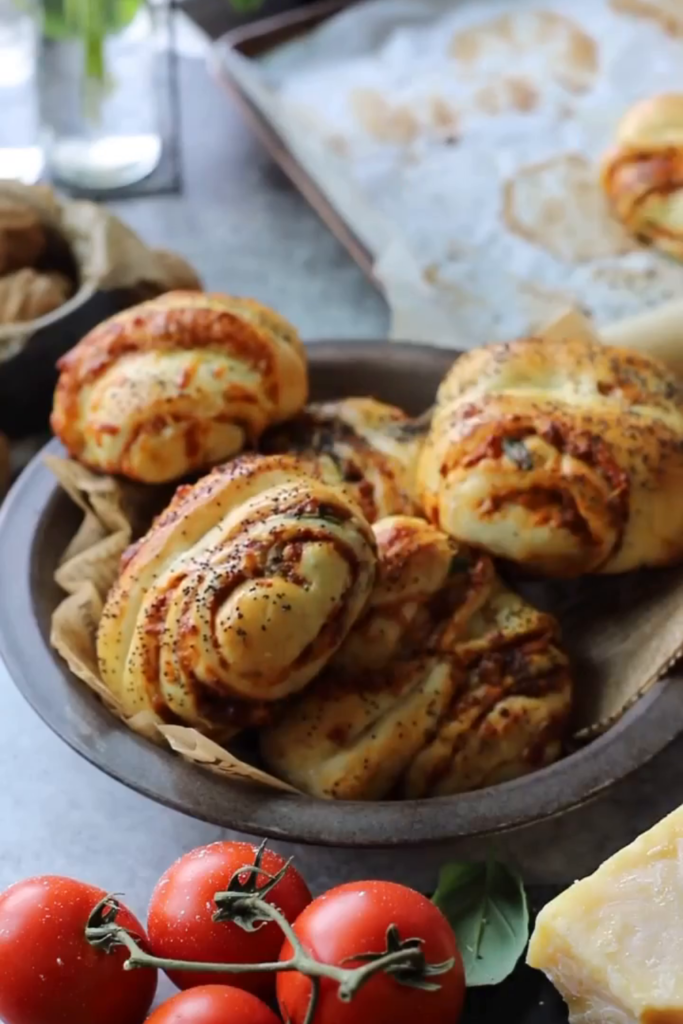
(210, 0, 683, 348)
(210, 1, 378, 287)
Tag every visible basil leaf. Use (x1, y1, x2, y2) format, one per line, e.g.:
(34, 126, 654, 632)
(432, 861, 529, 987)
(502, 438, 533, 470)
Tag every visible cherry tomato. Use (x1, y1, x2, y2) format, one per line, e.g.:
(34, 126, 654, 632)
(145, 985, 281, 1024)
(277, 880, 465, 1024)
(148, 841, 311, 998)
(0, 875, 157, 1024)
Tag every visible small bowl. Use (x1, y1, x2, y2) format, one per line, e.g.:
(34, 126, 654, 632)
(1, 341, 683, 848)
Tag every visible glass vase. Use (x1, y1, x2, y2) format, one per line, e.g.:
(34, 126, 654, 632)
(0, 0, 42, 183)
(38, 0, 170, 193)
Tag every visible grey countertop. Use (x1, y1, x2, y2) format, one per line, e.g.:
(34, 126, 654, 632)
(1, 57, 682, 1008)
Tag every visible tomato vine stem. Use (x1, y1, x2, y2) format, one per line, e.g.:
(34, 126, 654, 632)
(85, 844, 455, 1024)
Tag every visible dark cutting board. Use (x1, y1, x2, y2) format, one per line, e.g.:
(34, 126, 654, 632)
(462, 887, 568, 1024)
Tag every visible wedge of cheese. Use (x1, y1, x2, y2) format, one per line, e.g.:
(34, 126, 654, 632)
(527, 805, 683, 1024)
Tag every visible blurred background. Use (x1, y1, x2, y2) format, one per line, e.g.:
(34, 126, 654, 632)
(0, 0, 326, 193)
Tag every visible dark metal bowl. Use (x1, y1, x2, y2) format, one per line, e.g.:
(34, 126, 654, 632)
(2, 341, 683, 847)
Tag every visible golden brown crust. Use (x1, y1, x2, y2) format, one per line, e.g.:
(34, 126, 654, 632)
(96, 453, 377, 740)
(260, 515, 572, 799)
(261, 397, 424, 522)
(51, 291, 308, 483)
(601, 93, 683, 257)
(417, 334, 683, 576)
(331, 516, 495, 677)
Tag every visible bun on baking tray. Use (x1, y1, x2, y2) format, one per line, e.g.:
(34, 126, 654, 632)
(261, 515, 572, 799)
(417, 333, 683, 577)
(261, 396, 424, 523)
(96, 454, 377, 740)
(601, 93, 683, 258)
(51, 291, 308, 484)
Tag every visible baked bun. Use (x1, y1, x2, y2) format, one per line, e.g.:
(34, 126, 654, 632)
(261, 397, 424, 522)
(261, 515, 572, 799)
(601, 93, 683, 258)
(417, 334, 683, 576)
(97, 454, 377, 739)
(51, 291, 308, 483)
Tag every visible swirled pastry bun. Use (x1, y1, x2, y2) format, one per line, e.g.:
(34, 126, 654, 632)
(417, 334, 683, 577)
(601, 93, 683, 258)
(261, 516, 572, 799)
(261, 397, 423, 522)
(51, 291, 308, 483)
(97, 454, 377, 738)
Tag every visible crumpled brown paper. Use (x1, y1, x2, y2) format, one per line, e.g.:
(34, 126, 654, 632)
(46, 455, 301, 793)
(0, 268, 73, 325)
(46, 310, 683, 791)
(0, 192, 47, 275)
(0, 182, 201, 362)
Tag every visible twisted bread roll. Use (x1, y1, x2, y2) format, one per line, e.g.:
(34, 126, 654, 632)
(261, 397, 424, 523)
(601, 93, 683, 258)
(261, 516, 572, 800)
(97, 454, 377, 739)
(417, 334, 683, 577)
(51, 291, 308, 484)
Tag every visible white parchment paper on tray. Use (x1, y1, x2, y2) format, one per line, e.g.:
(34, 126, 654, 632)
(216, 0, 683, 347)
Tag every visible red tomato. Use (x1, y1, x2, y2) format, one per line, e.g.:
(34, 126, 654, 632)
(277, 880, 465, 1024)
(148, 841, 311, 998)
(0, 875, 157, 1024)
(145, 985, 280, 1024)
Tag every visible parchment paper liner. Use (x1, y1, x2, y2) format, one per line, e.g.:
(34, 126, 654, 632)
(216, 0, 683, 349)
(45, 455, 301, 794)
(46, 312, 683, 792)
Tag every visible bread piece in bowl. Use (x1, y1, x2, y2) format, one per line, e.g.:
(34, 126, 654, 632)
(417, 334, 683, 576)
(261, 397, 424, 522)
(51, 291, 308, 483)
(261, 515, 572, 799)
(97, 454, 377, 740)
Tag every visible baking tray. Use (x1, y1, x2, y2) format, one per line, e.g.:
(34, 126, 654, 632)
(210, 0, 380, 288)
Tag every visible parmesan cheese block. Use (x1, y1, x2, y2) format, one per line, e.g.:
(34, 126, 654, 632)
(527, 805, 683, 1023)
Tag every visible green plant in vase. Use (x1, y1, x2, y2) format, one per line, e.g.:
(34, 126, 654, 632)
(41, 0, 143, 121)
(39, 0, 266, 118)
(37, 0, 266, 163)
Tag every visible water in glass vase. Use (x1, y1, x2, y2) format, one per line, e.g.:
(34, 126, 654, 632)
(0, 0, 42, 183)
(39, 0, 162, 192)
